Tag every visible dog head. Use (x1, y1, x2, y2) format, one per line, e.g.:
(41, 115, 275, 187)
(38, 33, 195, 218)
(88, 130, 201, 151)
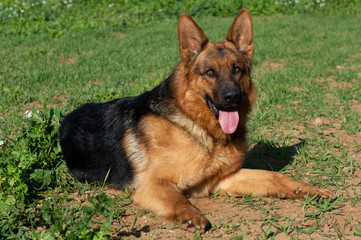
(175, 9, 256, 136)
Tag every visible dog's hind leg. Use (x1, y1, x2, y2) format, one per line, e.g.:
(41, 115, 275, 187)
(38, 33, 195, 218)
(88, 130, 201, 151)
(214, 169, 335, 201)
(134, 181, 212, 232)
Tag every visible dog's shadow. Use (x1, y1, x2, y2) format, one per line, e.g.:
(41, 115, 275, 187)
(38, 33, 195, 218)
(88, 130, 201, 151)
(115, 226, 151, 239)
(243, 140, 305, 171)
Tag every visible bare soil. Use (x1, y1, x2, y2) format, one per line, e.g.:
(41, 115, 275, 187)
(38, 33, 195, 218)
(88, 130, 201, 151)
(107, 173, 361, 239)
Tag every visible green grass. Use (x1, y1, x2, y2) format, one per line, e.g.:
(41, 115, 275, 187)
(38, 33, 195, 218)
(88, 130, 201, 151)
(1, 0, 361, 239)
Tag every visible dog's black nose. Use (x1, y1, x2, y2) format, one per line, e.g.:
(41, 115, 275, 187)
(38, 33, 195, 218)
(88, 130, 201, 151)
(222, 88, 241, 104)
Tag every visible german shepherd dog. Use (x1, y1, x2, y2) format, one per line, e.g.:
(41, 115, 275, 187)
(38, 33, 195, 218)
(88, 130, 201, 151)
(60, 9, 334, 232)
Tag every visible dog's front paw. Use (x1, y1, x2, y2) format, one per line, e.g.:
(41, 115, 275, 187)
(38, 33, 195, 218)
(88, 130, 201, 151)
(283, 184, 336, 202)
(302, 187, 336, 202)
(176, 207, 211, 232)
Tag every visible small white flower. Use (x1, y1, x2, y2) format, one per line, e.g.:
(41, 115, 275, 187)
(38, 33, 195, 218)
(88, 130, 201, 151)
(25, 110, 32, 118)
(320, 3, 325, 7)
(0, 140, 4, 146)
(42, 0, 46, 5)
(109, 3, 114, 8)
(67, 3, 72, 8)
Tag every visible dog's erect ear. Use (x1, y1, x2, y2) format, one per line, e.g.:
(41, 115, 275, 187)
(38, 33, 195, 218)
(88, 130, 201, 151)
(226, 9, 254, 62)
(178, 13, 208, 60)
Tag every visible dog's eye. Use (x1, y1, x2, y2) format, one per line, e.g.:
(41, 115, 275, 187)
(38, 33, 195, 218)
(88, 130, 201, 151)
(205, 69, 216, 77)
(233, 66, 241, 74)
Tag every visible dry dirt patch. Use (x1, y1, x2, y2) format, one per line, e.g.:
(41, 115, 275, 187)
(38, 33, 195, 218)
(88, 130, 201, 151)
(107, 188, 361, 239)
(329, 80, 353, 89)
(259, 60, 286, 72)
(112, 33, 126, 38)
(59, 57, 77, 65)
(313, 117, 331, 127)
(336, 63, 360, 71)
(350, 100, 361, 113)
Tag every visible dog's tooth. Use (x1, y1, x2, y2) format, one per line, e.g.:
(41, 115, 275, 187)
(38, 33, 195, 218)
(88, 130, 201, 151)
(295, 187, 302, 195)
(280, 192, 286, 199)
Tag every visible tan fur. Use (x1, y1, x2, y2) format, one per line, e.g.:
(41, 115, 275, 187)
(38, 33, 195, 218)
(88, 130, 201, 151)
(128, 9, 334, 232)
(215, 169, 333, 199)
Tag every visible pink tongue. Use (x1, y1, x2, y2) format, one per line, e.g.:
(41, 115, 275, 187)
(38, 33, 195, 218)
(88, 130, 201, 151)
(218, 110, 239, 134)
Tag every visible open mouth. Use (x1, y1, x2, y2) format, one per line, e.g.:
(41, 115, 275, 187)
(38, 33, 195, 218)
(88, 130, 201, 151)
(205, 96, 239, 134)
(206, 96, 219, 117)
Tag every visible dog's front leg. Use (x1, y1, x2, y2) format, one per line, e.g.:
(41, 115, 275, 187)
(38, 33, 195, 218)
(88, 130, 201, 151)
(214, 169, 334, 200)
(134, 180, 211, 232)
